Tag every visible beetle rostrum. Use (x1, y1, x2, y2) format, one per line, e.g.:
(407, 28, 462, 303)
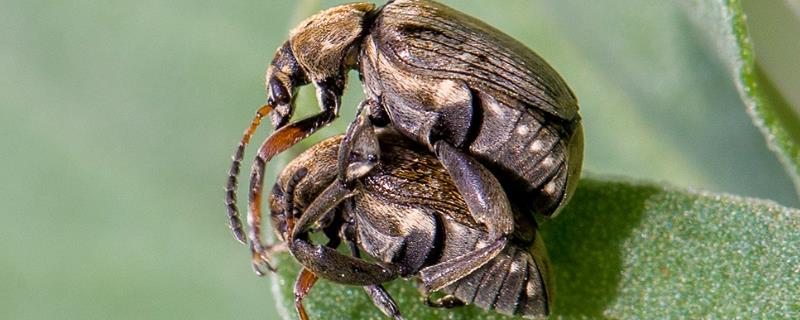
(224, 0, 581, 283)
(269, 130, 553, 319)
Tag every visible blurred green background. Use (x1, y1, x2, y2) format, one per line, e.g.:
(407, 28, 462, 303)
(2, 0, 798, 319)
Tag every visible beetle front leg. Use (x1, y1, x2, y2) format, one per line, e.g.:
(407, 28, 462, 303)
(337, 100, 381, 184)
(248, 83, 343, 276)
(285, 178, 402, 286)
(289, 181, 355, 240)
(418, 141, 514, 292)
(291, 221, 404, 320)
(289, 237, 401, 286)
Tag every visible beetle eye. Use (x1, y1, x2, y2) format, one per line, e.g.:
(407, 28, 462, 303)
(269, 77, 291, 106)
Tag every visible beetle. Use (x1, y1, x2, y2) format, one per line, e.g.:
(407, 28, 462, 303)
(224, 0, 582, 278)
(266, 128, 553, 319)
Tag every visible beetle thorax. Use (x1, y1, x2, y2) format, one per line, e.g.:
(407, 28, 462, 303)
(288, 3, 376, 82)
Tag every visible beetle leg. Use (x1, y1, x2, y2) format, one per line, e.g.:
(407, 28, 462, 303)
(249, 242, 287, 276)
(293, 268, 317, 320)
(292, 216, 351, 320)
(340, 221, 404, 320)
(364, 285, 404, 320)
(292, 235, 344, 320)
(412, 279, 465, 309)
(248, 86, 342, 276)
(338, 100, 380, 184)
(286, 177, 401, 285)
(294, 230, 403, 320)
(418, 236, 506, 293)
(416, 141, 514, 292)
(433, 141, 514, 239)
(289, 181, 356, 240)
(289, 237, 401, 286)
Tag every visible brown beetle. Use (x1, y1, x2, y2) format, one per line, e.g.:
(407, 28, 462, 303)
(269, 129, 553, 319)
(225, 0, 582, 278)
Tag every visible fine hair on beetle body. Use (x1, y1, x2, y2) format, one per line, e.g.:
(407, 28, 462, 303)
(223, 0, 583, 279)
(267, 129, 553, 319)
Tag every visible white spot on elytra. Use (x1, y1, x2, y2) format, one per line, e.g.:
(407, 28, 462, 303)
(544, 182, 557, 194)
(529, 140, 544, 152)
(488, 100, 504, 115)
(526, 280, 536, 295)
(541, 156, 555, 168)
(435, 79, 459, 94)
(516, 125, 530, 136)
(432, 80, 468, 107)
(398, 49, 412, 59)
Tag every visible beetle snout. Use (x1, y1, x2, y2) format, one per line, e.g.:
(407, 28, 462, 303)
(264, 42, 308, 129)
(265, 72, 295, 129)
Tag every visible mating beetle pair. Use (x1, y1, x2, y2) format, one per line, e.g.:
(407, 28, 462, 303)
(224, 0, 582, 318)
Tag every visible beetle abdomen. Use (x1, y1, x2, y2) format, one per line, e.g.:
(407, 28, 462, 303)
(442, 245, 548, 318)
(468, 93, 572, 217)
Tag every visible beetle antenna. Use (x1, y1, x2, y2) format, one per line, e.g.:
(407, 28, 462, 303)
(225, 104, 273, 245)
(283, 168, 308, 234)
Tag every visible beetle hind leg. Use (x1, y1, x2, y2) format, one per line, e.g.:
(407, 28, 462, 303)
(433, 141, 514, 239)
(416, 141, 514, 292)
(418, 236, 507, 292)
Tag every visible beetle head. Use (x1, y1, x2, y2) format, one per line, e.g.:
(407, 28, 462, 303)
(265, 42, 307, 129)
(341, 109, 380, 184)
(268, 137, 341, 241)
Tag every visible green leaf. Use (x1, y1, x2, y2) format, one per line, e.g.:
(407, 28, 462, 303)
(271, 177, 800, 319)
(528, 0, 799, 206)
(676, 0, 800, 200)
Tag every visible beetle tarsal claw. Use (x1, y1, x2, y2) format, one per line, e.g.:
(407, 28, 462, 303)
(250, 242, 288, 276)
